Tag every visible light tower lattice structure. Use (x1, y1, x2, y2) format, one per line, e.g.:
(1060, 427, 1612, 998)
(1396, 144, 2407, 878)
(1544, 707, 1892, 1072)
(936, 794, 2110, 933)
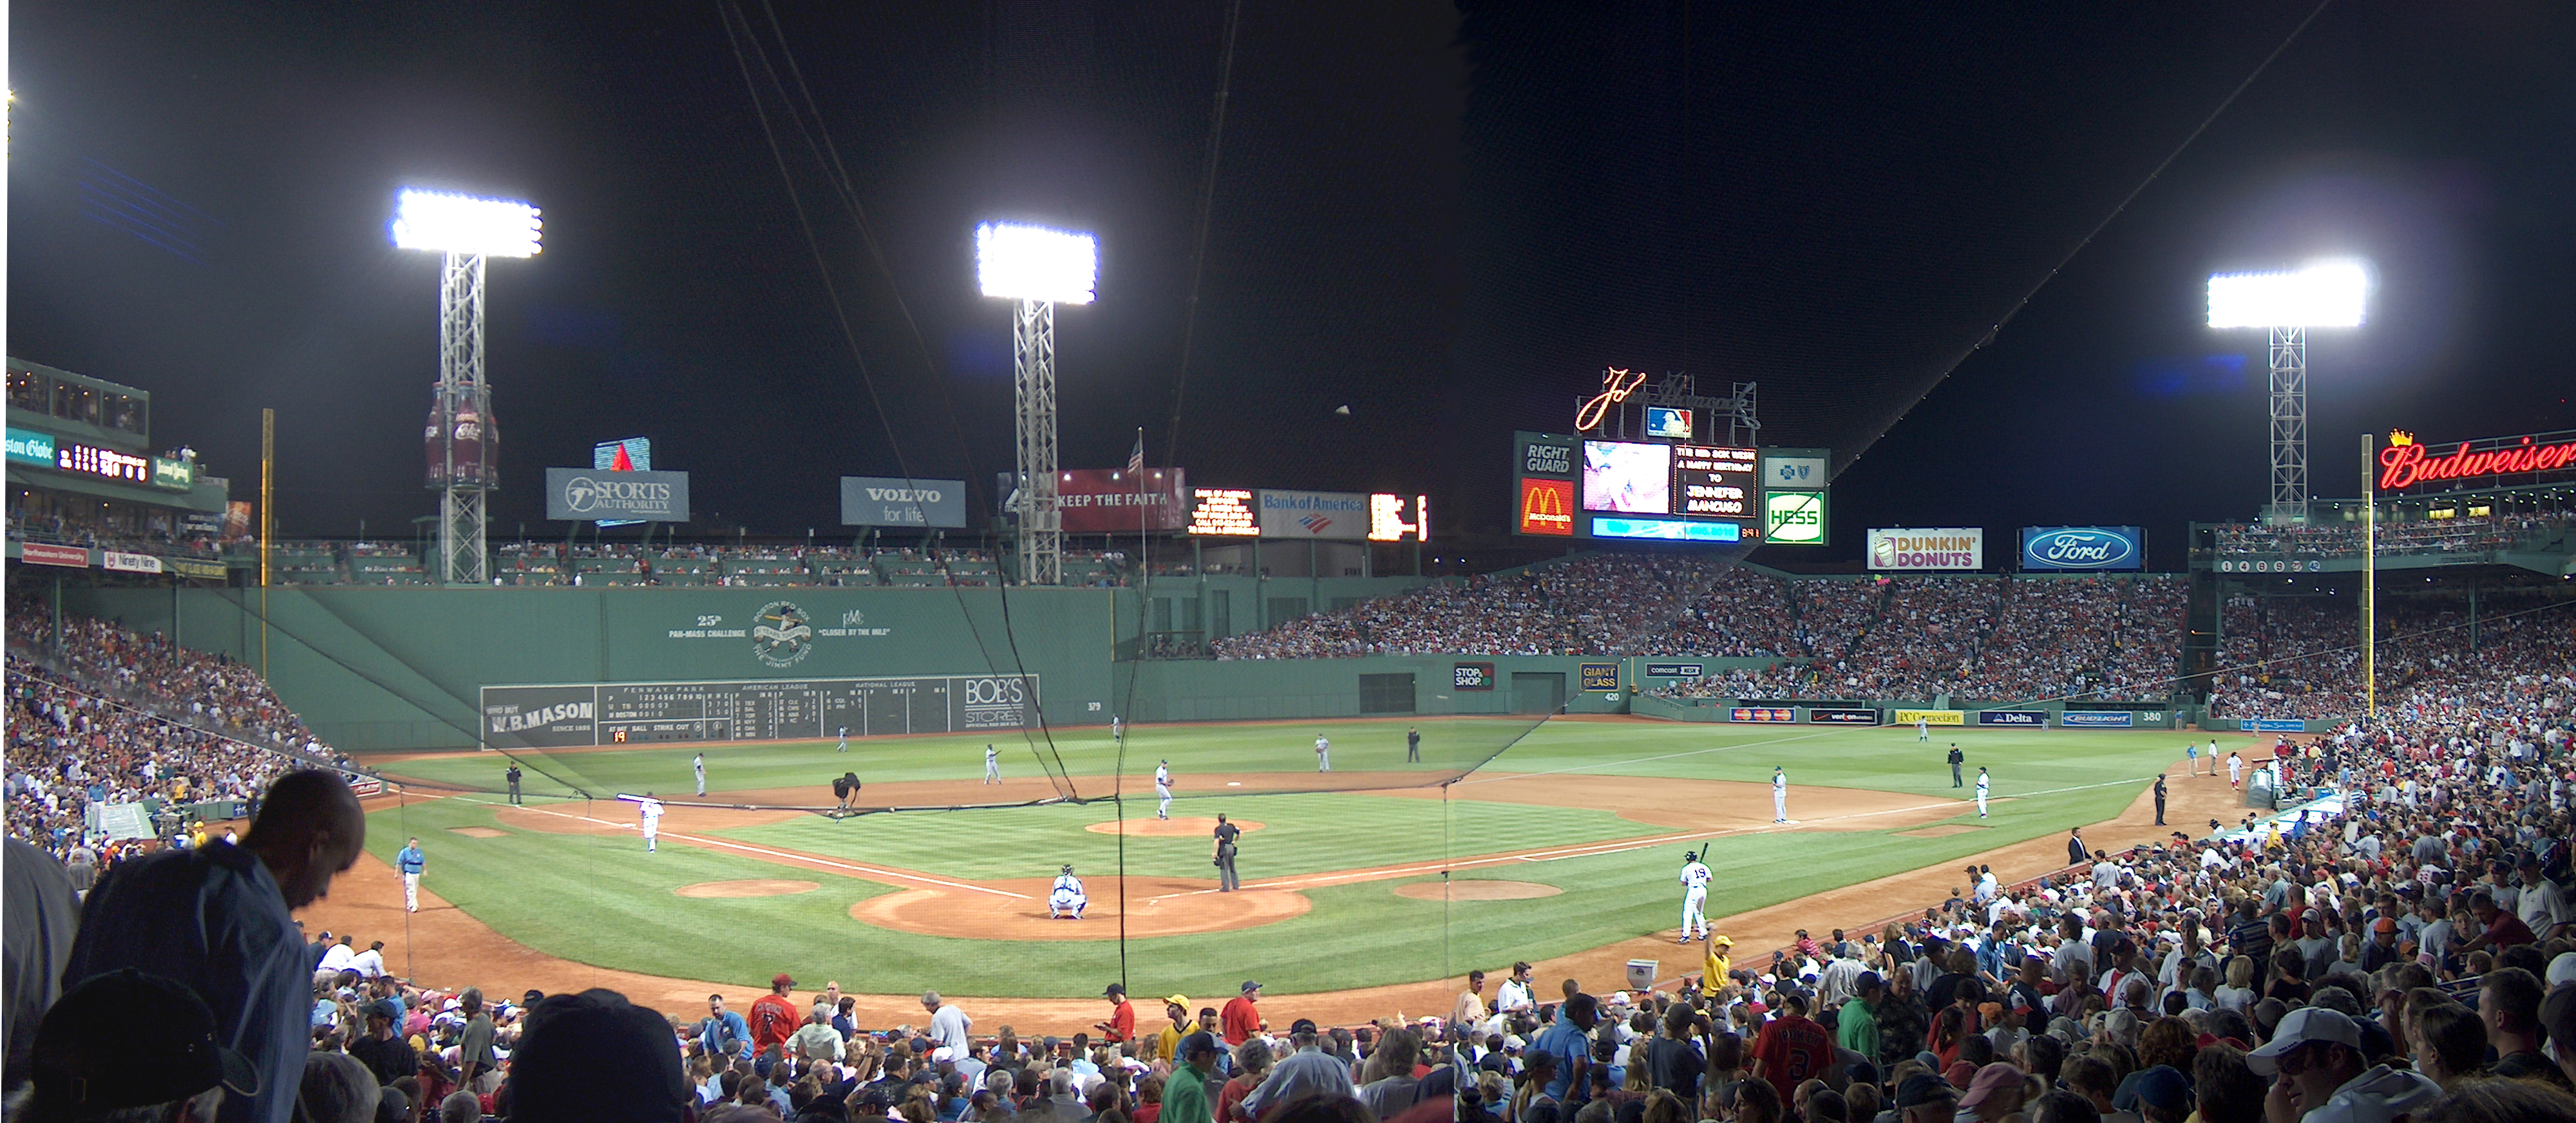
(394, 190, 542, 585)
(2208, 260, 2367, 527)
(978, 222, 1097, 585)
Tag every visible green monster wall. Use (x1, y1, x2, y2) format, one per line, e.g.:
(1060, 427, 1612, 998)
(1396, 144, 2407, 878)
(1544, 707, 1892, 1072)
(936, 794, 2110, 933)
(71, 578, 1447, 751)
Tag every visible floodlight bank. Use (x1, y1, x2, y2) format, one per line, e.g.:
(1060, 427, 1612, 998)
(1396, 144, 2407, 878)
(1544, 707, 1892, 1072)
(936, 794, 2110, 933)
(976, 222, 1097, 305)
(392, 189, 544, 258)
(2205, 258, 2368, 328)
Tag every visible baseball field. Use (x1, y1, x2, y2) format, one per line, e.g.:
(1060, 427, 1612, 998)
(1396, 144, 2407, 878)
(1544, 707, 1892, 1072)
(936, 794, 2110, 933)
(320, 715, 2252, 1025)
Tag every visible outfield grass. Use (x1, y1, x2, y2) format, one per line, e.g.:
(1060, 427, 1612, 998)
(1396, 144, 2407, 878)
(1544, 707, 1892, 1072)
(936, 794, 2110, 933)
(366, 719, 2194, 997)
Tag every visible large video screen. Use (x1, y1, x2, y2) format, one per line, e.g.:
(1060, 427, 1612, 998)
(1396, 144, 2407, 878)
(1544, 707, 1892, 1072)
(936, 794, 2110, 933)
(1582, 440, 1670, 513)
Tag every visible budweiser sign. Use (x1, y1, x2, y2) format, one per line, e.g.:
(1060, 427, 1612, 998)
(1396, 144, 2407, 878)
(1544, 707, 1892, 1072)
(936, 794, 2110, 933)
(2378, 431, 2576, 491)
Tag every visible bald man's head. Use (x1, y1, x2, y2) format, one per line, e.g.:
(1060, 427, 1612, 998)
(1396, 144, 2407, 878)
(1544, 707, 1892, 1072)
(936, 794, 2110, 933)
(244, 770, 366, 909)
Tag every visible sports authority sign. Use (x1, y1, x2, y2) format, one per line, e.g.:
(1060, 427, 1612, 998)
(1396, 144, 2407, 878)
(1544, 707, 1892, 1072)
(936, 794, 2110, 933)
(840, 476, 968, 528)
(545, 467, 690, 522)
(1867, 528, 1984, 571)
(1256, 489, 1371, 540)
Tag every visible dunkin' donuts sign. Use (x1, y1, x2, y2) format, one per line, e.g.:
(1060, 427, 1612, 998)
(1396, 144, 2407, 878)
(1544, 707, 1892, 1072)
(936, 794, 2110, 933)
(1866, 528, 1984, 571)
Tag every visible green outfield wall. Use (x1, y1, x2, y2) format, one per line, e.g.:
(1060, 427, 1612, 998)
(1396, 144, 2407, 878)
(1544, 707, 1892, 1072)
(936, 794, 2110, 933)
(63, 583, 2185, 752)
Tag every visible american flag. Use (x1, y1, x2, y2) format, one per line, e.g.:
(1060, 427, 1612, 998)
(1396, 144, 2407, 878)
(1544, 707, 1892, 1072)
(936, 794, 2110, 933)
(1126, 432, 1145, 474)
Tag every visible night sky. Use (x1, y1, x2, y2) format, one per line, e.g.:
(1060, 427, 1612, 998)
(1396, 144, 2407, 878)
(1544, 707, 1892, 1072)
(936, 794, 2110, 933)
(11, 1, 2573, 570)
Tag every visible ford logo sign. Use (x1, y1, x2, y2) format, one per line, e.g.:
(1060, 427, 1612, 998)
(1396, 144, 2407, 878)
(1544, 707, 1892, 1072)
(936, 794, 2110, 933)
(2025, 529, 2137, 569)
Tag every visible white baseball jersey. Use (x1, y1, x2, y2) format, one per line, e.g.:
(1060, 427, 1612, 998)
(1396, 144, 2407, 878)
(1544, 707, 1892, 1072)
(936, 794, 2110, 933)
(1155, 764, 1171, 789)
(1316, 736, 1330, 753)
(1680, 862, 1712, 891)
(1976, 773, 1989, 795)
(639, 798, 664, 833)
(1774, 772, 1786, 795)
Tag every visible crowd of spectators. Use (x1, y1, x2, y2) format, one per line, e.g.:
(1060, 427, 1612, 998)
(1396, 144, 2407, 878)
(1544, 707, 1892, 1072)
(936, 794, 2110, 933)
(1654, 576, 2190, 704)
(2207, 598, 2576, 722)
(5, 504, 222, 559)
(2210, 511, 2573, 563)
(5, 599, 359, 873)
(1213, 554, 1736, 659)
(12, 674, 2575, 1123)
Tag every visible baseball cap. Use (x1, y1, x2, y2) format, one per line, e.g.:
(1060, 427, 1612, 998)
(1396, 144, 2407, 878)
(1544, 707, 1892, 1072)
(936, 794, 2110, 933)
(1712, 935, 1733, 947)
(30, 969, 261, 1113)
(1895, 1074, 1956, 1109)
(1241, 980, 1262, 992)
(1103, 983, 1126, 997)
(2246, 1008, 2361, 1075)
(2132, 1066, 2191, 1115)
(2546, 951, 2576, 989)
(1958, 1062, 2024, 1108)
(370, 997, 404, 1021)
(1164, 994, 1191, 1008)
(1178, 1032, 1220, 1058)
(773, 973, 796, 988)
(2372, 916, 2398, 933)
(1289, 1018, 1319, 1035)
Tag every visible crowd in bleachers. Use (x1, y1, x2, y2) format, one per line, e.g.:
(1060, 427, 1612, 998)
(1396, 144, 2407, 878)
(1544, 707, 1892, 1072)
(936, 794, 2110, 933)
(1212, 554, 1736, 659)
(2208, 596, 2576, 722)
(10, 589, 2575, 1123)
(2210, 512, 2573, 562)
(5, 505, 222, 559)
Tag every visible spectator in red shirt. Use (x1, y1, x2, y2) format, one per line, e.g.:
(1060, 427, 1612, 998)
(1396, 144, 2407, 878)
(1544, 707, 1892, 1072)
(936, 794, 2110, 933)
(2460, 891, 2536, 953)
(749, 973, 800, 1059)
(1220, 981, 1262, 1046)
(1098, 983, 1136, 1044)
(1748, 992, 1833, 1106)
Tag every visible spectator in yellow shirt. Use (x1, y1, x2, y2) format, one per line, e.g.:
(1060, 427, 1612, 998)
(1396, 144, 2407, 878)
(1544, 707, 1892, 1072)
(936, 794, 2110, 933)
(1703, 932, 1734, 993)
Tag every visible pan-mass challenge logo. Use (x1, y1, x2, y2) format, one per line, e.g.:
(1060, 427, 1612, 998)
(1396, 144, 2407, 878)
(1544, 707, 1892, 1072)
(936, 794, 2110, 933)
(752, 601, 815, 667)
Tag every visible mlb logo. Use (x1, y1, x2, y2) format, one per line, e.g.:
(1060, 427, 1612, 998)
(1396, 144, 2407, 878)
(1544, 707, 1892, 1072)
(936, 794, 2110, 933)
(1300, 514, 1332, 534)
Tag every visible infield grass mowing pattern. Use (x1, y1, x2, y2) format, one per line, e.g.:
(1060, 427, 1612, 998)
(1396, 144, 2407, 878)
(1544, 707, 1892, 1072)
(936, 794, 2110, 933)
(368, 722, 2190, 997)
(711, 791, 1651, 881)
(376, 717, 1551, 800)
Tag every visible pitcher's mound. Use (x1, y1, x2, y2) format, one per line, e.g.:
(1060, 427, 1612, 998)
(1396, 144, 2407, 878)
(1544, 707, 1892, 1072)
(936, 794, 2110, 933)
(1896, 825, 1986, 838)
(448, 827, 509, 839)
(1086, 817, 1263, 837)
(1395, 880, 1561, 901)
(676, 879, 820, 899)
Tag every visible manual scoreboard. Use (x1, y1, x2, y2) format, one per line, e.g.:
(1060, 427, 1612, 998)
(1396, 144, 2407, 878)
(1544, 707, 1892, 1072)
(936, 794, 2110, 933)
(479, 674, 1039, 750)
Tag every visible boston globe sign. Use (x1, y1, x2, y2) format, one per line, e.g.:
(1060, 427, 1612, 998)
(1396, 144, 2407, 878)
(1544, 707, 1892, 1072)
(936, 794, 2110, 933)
(545, 467, 690, 523)
(2019, 526, 2144, 572)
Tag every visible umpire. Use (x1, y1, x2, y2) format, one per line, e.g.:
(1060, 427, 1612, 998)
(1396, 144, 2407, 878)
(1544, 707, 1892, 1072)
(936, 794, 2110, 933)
(1212, 814, 1242, 892)
(1947, 744, 1964, 788)
(506, 764, 523, 806)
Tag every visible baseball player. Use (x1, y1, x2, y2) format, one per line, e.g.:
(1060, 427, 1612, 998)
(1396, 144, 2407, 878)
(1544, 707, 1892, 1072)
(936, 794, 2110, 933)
(1112, 715, 1123, 745)
(1049, 864, 1088, 919)
(1677, 851, 1712, 942)
(2228, 751, 2244, 789)
(1917, 715, 1930, 742)
(1975, 766, 1990, 818)
(837, 726, 849, 753)
(1155, 760, 1173, 820)
(396, 836, 426, 912)
(984, 744, 1001, 785)
(638, 792, 664, 852)
(1314, 734, 1331, 773)
(694, 753, 707, 797)
(1772, 766, 1788, 824)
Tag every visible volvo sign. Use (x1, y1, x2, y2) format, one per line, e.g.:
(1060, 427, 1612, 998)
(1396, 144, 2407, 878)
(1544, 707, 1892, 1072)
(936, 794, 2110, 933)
(2019, 527, 2144, 572)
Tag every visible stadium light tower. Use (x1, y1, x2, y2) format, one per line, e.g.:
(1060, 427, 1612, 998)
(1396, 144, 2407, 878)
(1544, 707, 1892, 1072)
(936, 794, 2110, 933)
(2208, 258, 2369, 527)
(392, 189, 542, 585)
(977, 222, 1097, 586)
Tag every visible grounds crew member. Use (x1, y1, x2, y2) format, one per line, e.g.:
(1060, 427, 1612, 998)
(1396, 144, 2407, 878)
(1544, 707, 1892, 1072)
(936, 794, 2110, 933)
(396, 836, 426, 912)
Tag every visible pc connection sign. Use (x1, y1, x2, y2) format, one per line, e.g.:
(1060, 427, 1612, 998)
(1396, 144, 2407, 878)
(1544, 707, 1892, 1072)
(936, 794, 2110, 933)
(1867, 528, 1984, 571)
